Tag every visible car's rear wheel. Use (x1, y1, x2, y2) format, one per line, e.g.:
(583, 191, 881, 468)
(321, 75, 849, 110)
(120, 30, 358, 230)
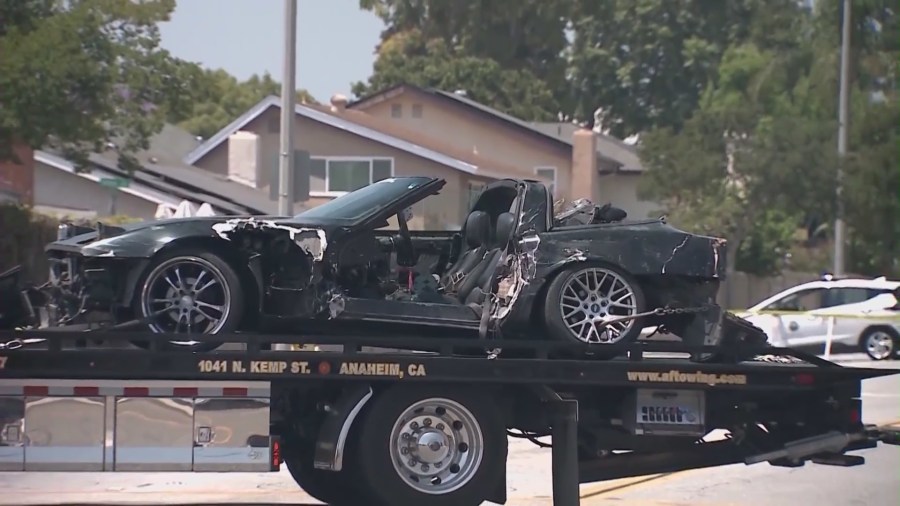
(131, 248, 243, 352)
(861, 327, 898, 361)
(543, 263, 647, 351)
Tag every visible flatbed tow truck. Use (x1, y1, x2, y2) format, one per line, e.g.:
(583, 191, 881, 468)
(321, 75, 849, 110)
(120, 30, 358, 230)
(0, 329, 899, 506)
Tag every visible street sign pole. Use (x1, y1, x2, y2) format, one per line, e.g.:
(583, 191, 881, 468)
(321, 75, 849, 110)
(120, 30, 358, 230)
(99, 177, 130, 216)
(279, 0, 297, 216)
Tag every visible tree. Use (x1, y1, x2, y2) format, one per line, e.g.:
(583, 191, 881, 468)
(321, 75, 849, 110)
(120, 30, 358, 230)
(637, 41, 837, 276)
(567, 0, 809, 137)
(844, 101, 900, 277)
(359, 0, 571, 105)
(351, 29, 560, 121)
(175, 70, 317, 139)
(0, 0, 201, 172)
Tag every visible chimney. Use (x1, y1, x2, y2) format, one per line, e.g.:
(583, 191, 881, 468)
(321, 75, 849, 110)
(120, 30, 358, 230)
(227, 131, 262, 188)
(571, 128, 598, 202)
(330, 93, 348, 112)
(0, 142, 35, 206)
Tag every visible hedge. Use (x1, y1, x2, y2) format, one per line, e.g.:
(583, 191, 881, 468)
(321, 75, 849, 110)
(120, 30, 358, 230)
(0, 204, 140, 284)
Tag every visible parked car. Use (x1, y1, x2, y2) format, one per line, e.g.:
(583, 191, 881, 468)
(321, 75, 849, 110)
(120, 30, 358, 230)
(4, 177, 762, 356)
(738, 276, 900, 360)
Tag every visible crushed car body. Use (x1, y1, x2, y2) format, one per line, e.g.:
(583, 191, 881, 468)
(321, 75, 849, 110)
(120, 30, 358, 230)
(1, 176, 765, 357)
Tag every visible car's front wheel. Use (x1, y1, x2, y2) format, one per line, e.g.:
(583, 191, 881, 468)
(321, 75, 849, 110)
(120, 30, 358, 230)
(543, 262, 647, 350)
(131, 248, 244, 352)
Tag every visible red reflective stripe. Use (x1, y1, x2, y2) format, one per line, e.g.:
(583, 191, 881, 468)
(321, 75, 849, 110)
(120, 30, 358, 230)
(23, 386, 49, 396)
(73, 386, 99, 396)
(173, 387, 199, 397)
(123, 387, 150, 397)
(222, 387, 247, 396)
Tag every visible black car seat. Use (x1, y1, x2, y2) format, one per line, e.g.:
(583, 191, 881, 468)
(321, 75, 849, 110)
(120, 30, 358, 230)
(454, 211, 516, 305)
(440, 210, 491, 292)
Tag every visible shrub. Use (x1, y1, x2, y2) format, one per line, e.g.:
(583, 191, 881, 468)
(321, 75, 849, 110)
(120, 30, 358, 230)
(0, 204, 140, 284)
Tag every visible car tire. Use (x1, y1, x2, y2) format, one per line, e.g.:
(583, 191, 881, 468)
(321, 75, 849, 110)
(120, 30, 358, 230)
(543, 262, 647, 350)
(283, 432, 379, 506)
(356, 385, 506, 506)
(860, 327, 899, 361)
(130, 248, 244, 352)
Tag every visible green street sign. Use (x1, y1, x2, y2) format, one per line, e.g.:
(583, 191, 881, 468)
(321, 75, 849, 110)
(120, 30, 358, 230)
(100, 177, 130, 189)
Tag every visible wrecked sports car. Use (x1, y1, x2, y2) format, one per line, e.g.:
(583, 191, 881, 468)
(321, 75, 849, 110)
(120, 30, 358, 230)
(3, 176, 763, 355)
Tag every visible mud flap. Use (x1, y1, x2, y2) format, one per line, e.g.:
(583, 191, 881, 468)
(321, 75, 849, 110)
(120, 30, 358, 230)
(313, 384, 373, 471)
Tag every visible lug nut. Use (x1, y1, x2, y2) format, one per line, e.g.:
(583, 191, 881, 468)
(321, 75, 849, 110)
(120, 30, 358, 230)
(423, 418, 432, 427)
(410, 422, 419, 430)
(436, 423, 445, 430)
(401, 447, 408, 455)
(408, 458, 417, 466)
(449, 463, 460, 473)
(452, 420, 463, 431)
(421, 463, 430, 472)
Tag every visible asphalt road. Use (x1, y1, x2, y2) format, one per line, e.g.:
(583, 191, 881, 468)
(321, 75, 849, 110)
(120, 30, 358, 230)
(1, 355, 898, 506)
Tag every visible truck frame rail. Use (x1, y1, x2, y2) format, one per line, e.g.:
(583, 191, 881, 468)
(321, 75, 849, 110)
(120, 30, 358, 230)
(1, 328, 898, 506)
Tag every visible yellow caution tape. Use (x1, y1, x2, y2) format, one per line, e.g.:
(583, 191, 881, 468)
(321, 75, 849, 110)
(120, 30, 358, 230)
(729, 309, 900, 321)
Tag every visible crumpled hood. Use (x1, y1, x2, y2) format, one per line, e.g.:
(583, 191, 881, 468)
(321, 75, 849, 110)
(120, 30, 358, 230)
(46, 215, 288, 257)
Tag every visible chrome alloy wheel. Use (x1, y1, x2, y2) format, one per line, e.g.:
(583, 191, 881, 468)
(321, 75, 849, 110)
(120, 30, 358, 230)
(139, 256, 231, 342)
(559, 266, 638, 344)
(865, 331, 895, 360)
(389, 398, 484, 495)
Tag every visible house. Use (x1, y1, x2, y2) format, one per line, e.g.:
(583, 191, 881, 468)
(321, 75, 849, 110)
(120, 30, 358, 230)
(30, 124, 283, 220)
(347, 84, 660, 219)
(183, 94, 552, 230)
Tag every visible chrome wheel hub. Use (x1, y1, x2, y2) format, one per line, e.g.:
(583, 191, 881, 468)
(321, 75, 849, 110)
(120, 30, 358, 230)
(559, 267, 637, 344)
(390, 398, 483, 495)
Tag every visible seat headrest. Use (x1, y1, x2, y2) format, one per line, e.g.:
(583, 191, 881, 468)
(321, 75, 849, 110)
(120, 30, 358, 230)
(464, 211, 490, 248)
(495, 212, 516, 247)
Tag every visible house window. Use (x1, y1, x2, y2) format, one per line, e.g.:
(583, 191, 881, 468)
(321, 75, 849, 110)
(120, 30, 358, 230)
(535, 166, 557, 196)
(312, 157, 394, 195)
(391, 103, 403, 118)
(412, 103, 423, 118)
(466, 180, 486, 210)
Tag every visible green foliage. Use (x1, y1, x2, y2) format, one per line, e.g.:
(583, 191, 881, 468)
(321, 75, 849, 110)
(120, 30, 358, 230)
(734, 210, 799, 276)
(351, 29, 559, 121)
(844, 100, 900, 277)
(175, 70, 317, 139)
(637, 30, 837, 275)
(360, 0, 570, 97)
(0, 0, 202, 172)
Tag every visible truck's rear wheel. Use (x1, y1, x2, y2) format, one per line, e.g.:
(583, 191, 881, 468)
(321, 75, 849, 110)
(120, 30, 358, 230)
(357, 385, 505, 506)
(283, 433, 377, 505)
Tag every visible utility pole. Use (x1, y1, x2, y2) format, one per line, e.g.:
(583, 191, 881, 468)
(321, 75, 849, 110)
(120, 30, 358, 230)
(278, 0, 297, 216)
(834, 0, 851, 276)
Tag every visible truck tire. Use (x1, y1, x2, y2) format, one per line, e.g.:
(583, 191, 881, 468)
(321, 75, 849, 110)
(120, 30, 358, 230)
(283, 437, 376, 506)
(357, 384, 506, 506)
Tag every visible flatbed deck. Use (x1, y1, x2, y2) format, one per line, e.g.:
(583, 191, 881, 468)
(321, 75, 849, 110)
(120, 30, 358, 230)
(0, 329, 891, 387)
